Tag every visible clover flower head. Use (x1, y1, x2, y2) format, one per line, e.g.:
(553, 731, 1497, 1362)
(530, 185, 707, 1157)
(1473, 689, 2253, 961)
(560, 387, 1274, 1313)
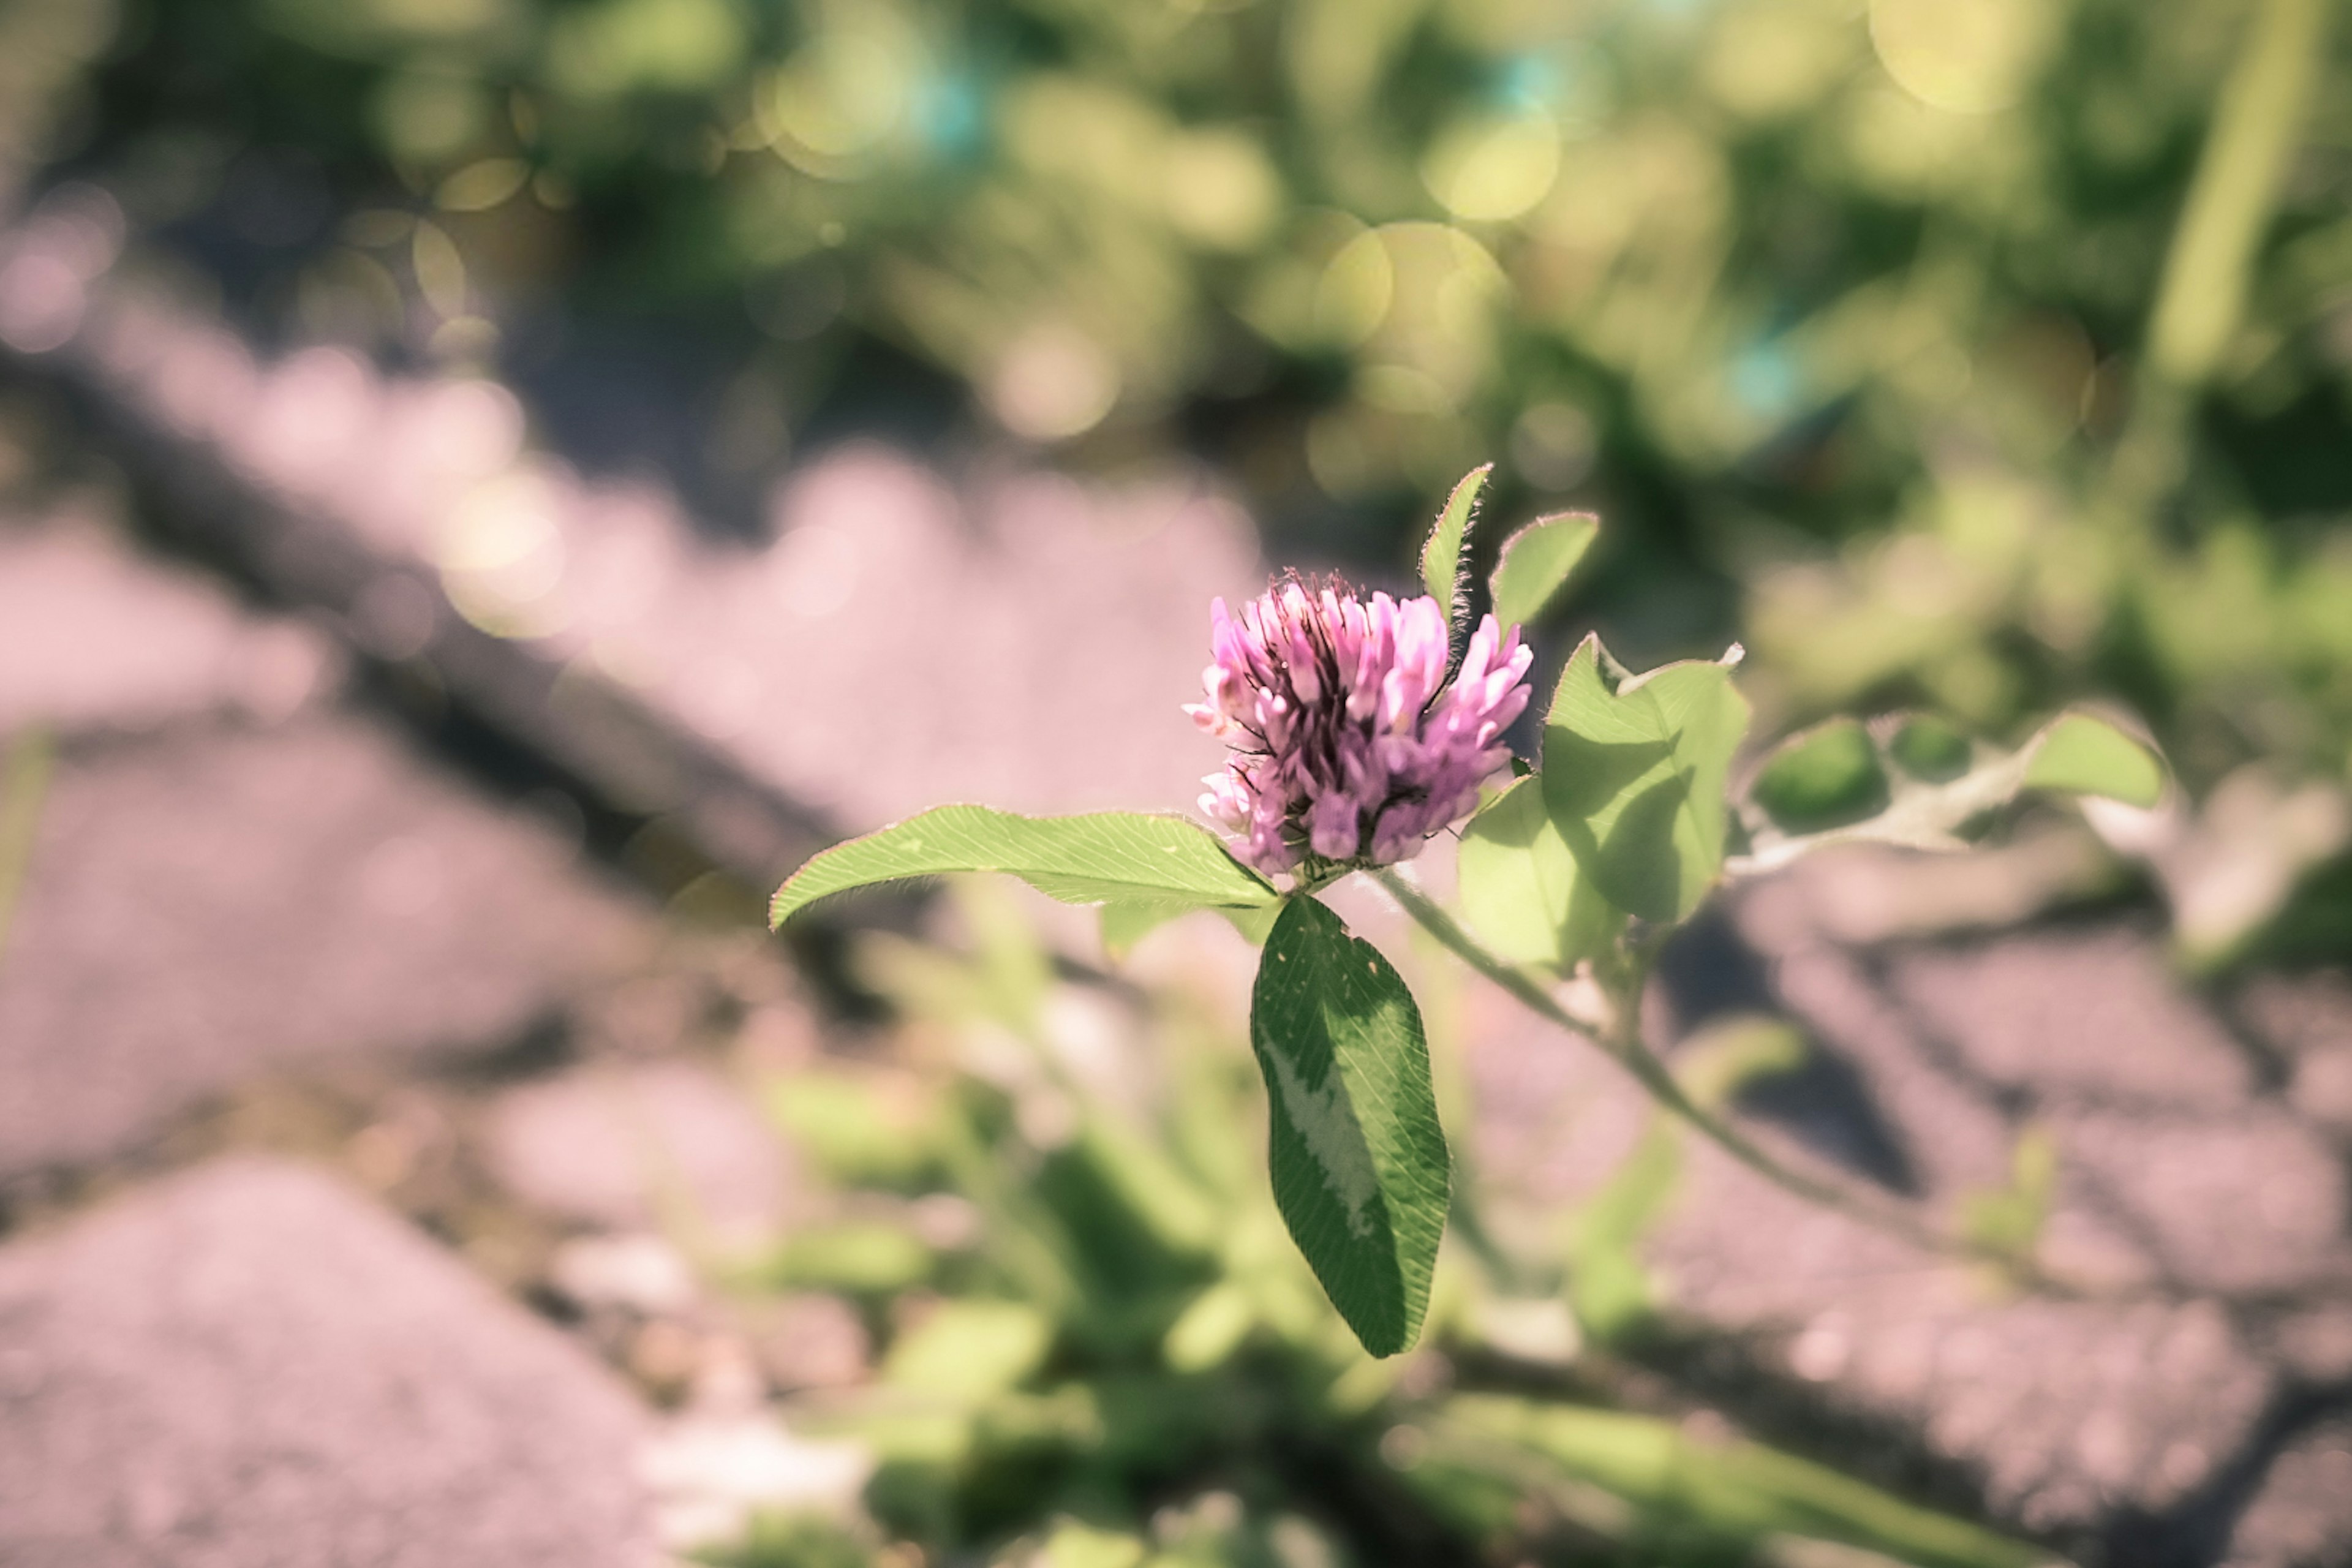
(1185, 577, 1535, 874)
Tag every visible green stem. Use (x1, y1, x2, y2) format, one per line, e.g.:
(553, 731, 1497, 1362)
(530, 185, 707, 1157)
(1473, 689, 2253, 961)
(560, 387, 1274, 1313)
(1373, 867, 2068, 1287)
(2105, 0, 2333, 546)
(0, 726, 55, 965)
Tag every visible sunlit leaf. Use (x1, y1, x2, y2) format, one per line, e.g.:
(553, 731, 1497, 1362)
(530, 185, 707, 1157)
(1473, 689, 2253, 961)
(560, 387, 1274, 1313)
(1540, 635, 1752, 924)
(1488, 510, 1598, 629)
(771, 807, 1275, 927)
(2022, 712, 2165, 807)
(1457, 777, 1621, 971)
(1249, 896, 1450, 1357)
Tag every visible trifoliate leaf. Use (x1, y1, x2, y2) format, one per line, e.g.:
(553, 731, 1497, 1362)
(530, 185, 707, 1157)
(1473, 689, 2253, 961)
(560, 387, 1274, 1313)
(1540, 635, 1753, 924)
(1457, 776, 1621, 971)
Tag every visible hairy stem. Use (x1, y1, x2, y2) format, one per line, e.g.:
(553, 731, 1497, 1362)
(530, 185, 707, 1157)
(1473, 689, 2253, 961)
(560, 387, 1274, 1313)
(1372, 866, 2069, 1289)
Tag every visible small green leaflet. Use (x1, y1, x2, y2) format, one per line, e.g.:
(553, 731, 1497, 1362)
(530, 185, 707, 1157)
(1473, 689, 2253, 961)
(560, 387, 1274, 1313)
(2022, 713, 2165, 806)
(1489, 511, 1598, 630)
(1250, 896, 1450, 1357)
(1732, 709, 2166, 874)
(1886, 714, 1970, 781)
(1420, 464, 1493, 628)
(1457, 777, 1621, 972)
(769, 806, 1275, 927)
(1541, 635, 1753, 924)
(1746, 717, 1888, 836)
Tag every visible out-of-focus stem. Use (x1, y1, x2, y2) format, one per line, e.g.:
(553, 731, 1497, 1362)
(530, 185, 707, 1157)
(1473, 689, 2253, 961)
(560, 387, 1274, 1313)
(1373, 865, 2070, 1289)
(2106, 0, 2334, 542)
(0, 726, 55, 963)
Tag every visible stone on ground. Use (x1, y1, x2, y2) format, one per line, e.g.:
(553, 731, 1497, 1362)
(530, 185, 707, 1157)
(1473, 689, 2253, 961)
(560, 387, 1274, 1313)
(0, 1156, 659, 1567)
(488, 1058, 796, 1250)
(0, 712, 650, 1180)
(0, 511, 334, 736)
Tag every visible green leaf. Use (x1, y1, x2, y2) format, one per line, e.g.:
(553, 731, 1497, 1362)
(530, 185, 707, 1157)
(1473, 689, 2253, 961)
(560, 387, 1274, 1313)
(1958, 1122, 2060, 1262)
(769, 1221, 933, 1295)
(1540, 635, 1753, 924)
(881, 1298, 1053, 1401)
(1456, 777, 1621, 971)
(1488, 511, 1598, 629)
(771, 806, 1275, 927)
(1430, 1395, 2051, 1568)
(1249, 896, 1450, 1357)
(1887, 714, 1972, 782)
(1732, 708, 2168, 874)
(1420, 463, 1493, 625)
(1747, 717, 1890, 835)
(2023, 712, 2165, 807)
(1217, 900, 1283, 945)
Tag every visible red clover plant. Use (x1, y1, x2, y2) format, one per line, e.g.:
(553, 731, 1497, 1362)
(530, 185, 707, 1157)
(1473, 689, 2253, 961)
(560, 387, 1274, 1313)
(771, 465, 2167, 1357)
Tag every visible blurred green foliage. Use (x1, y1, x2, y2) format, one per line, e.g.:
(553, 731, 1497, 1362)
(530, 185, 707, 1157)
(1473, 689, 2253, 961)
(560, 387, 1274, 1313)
(710, 881, 2043, 1565)
(46, 0, 2352, 949)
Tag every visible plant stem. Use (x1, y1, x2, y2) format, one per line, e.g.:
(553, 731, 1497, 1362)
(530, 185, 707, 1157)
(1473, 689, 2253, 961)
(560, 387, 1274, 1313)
(1372, 866, 2067, 1286)
(0, 726, 55, 965)
(2103, 0, 2332, 548)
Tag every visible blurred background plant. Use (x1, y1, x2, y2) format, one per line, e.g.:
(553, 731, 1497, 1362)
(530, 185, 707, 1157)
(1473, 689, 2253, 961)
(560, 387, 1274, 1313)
(31, 0, 2352, 963)
(704, 879, 2046, 1567)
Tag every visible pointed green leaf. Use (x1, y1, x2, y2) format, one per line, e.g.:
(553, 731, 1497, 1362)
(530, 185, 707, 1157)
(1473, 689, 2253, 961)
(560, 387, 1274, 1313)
(1540, 636, 1752, 924)
(1488, 511, 1598, 629)
(771, 807, 1275, 927)
(1420, 463, 1493, 625)
(2022, 713, 2165, 808)
(1457, 777, 1622, 971)
(1250, 896, 1450, 1357)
